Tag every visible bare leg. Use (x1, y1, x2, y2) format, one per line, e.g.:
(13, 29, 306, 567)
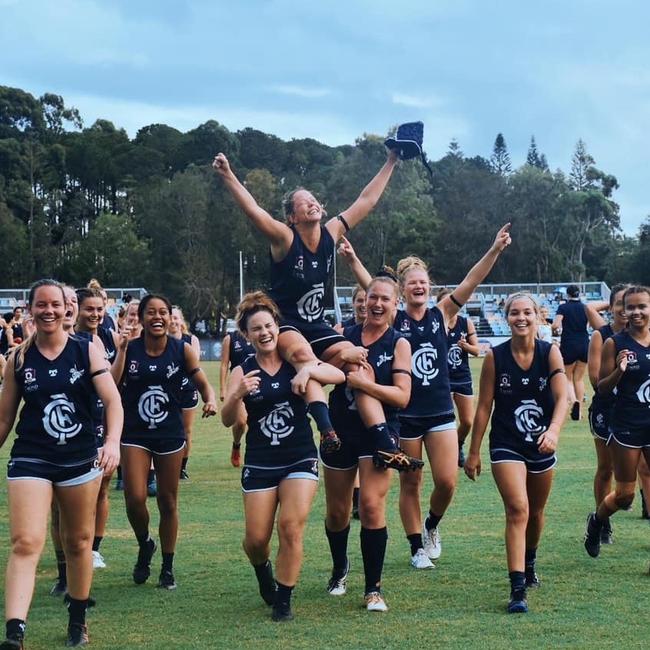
(152, 448, 184, 554)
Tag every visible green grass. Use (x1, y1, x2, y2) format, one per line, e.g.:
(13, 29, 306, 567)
(1, 359, 649, 649)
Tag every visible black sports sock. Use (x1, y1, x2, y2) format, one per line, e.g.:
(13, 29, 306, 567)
(136, 532, 151, 547)
(407, 533, 424, 556)
(274, 582, 294, 607)
(92, 536, 103, 553)
(56, 549, 67, 582)
(308, 401, 334, 435)
(6, 619, 25, 641)
(360, 526, 388, 594)
(368, 423, 396, 451)
(425, 510, 443, 532)
(116, 465, 122, 480)
(66, 597, 88, 626)
(352, 487, 359, 510)
(181, 457, 188, 471)
(509, 570, 526, 594)
(325, 525, 350, 578)
(254, 559, 273, 580)
(162, 552, 174, 572)
(525, 547, 537, 567)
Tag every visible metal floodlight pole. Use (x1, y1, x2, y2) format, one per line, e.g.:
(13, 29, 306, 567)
(239, 251, 244, 301)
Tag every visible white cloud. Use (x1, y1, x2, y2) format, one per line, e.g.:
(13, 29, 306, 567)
(391, 93, 443, 109)
(269, 85, 332, 99)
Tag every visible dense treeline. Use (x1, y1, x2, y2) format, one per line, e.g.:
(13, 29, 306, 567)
(1, 85, 648, 325)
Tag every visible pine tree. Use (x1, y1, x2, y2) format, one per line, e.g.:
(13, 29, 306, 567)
(569, 139, 595, 190)
(447, 138, 463, 159)
(526, 135, 541, 167)
(490, 133, 512, 175)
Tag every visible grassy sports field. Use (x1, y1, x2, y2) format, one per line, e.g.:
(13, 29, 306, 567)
(0, 358, 648, 649)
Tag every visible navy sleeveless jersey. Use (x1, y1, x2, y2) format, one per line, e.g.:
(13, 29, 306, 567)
(330, 324, 404, 435)
(228, 330, 255, 370)
(590, 324, 615, 412)
(268, 225, 335, 324)
(12, 336, 97, 463)
(100, 313, 116, 332)
(490, 339, 555, 453)
(73, 332, 105, 443)
(557, 300, 588, 345)
(179, 333, 197, 395)
(394, 307, 453, 418)
(122, 335, 187, 439)
(610, 331, 650, 431)
(341, 316, 357, 328)
(447, 315, 472, 385)
(241, 356, 315, 468)
(97, 326, 117, 365)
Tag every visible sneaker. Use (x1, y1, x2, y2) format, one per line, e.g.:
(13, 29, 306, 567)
(320, 429, 341, 454)
(180, 469, 189, 481)
(65, 623, 89, 647)
(584, 512, 602, 558)
(114, 478, 123, 491)
(570, 401, 580, 421)
(255, 561, 276, 606)
(133, 539, 157, 584)
(373, 448, 424, 472)
(525, 565, 540, 589)
(411, 548, 435, 569)
(327, 558, 350, 596)
(364, 591, 388, 612)
(422, 522, 442, 560)
(147, 478, 157, 497)
(507, 589, 528, 614)
(230, 444, 241, 468)
(271, 601, 294, 622)
(92, 551, 106, 569)
(457, 442, 466, 468)
(600, 519, 613, 545)
(0, 638, 23, 650)
(158, 569, 177, 590)
(50, 577, 67, 596)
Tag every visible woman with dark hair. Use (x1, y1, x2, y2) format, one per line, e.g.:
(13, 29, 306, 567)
(465, 292, 567, 613)
(585, 284, 629, 545)
(112, 294, 217, 590)
(0, 279, 122, 648)
(584, 286, 650, 562)
(322, 274, 413, 612)
(552, 285, 606, 420)
(222, 291, 344, 621)
(213, 148, 417, 469)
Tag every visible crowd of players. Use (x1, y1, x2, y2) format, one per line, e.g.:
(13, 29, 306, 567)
(0, 146, 649, 647)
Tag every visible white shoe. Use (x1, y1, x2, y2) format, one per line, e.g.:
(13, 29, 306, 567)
(422, 522, 442, 560)
(410, 548, 435, 569)
(364, 591, 388, 612)
(326, 558, 349, 596)
(92, 550, 106, 569)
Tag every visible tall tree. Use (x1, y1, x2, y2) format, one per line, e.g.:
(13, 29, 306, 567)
(490, 133, 512, 175)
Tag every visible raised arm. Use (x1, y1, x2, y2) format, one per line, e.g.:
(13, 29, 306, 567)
(337, 237, 372, 290)
(464, 350, 495, 481)
(585, 303, 607, 330)
(222, 366, 258, 427)
(212, 153, 293, 257)
(439, 224, 512, 324)
(326, 149, 399, 241)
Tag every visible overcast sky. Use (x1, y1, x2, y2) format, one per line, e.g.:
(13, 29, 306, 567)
(2, 0, 649, 233)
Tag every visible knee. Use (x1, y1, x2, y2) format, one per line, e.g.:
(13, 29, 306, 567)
(326, 500, 351, 529)
(61, 529, 93, 557)
(614, 490, 635, 510)
(400, 472, 422, 497)
(434, 476, 456, 500)
(504, 501, 529, 526)
(125, 492, 146, 513)
(156, 492, 177, 518)
(10, 533, 44, 558)
(595, 465, 613, 483)
(359, 497, 383, 527)
(244, 532, 270, 556)
(277, 518, 303, 548)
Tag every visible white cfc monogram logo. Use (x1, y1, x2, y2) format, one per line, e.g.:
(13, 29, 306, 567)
(138, 386, 169, 429)
(297, 283, 324, 322)
(259, 402, 294, 446)
(412, 343, 439, 386)
(514, 399, 544, 442)
(42, 393, 82, 445)
(636, 377, 650, 404)
(447, 344, 462, 369)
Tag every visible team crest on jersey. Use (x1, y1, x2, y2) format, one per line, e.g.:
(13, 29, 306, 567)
(311, 260, 318, 268)
(431, 320, 440, 334)
(539, 377, 548, 391)
(49, 369, 58, 377)
(514, 399, 544, 441)
(294, 255, 305, 279)
(69, 365, 85, 385)
(42, 393, 82, 445)
(448, 344, 462, 369)
(271, 382, 280, 389)
(626, 351, 638, 366)
(412, 343, 439, 386)
(376, 353, 393, 367)
(400, 319, 411, 332)
(259, 402, 294, 445)
(234, 341, 242, 350)
(138, 385, 169, 429)
(297, 283, 325, 322)
(166, 362, 179, 379)
(636, 377, 650, 404)
(24, 368, 36, 384)
(499, 373, 511, 388)
(128, 360, 139, 375)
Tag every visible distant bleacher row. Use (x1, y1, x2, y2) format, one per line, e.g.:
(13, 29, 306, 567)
(334, 281, 610, 338)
